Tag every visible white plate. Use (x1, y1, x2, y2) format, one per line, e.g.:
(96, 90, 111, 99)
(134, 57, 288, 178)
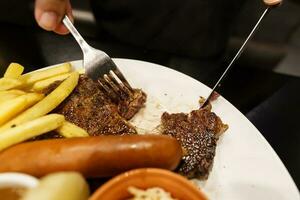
(51, 59, 298, 199)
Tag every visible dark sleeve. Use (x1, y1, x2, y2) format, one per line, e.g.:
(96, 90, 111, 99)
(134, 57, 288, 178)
(91, 0, 245, 58)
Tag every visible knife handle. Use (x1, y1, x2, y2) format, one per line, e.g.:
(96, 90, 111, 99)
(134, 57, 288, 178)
(263, 0, 282, 6)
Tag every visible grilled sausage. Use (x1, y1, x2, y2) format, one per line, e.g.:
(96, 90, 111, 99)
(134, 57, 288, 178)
(0, 135, 182, 178)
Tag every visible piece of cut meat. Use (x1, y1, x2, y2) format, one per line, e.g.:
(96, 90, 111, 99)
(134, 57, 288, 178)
(118, 89, 147, 120)
(161, 104, 228, 179)
(53, 75, 146, 136)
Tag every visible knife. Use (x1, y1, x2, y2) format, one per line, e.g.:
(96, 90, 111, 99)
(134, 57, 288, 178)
(200, 0, 283, 108)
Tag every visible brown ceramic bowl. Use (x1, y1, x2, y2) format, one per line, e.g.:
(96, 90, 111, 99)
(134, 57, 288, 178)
(89, 168, 207, 200)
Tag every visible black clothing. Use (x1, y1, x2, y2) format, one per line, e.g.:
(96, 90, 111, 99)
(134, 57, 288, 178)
(91, 0, 244, 58)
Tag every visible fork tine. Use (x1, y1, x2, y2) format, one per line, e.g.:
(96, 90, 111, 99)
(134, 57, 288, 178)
(112, 68, 133, 91)
(108, 71, 132, 97)
(98, 78, 119, 102)
(103, 74, 123, 96)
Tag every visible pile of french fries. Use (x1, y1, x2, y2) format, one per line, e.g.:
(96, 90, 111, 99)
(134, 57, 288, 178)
(0, 63, 89, 152)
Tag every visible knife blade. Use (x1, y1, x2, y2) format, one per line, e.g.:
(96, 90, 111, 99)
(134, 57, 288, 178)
(200, 0, 282, 108)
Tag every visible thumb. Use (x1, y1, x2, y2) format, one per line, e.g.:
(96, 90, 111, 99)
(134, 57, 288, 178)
(35, 0, 73, 34)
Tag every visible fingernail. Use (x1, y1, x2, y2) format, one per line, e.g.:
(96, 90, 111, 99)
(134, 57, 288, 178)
(39, 12, 58, 30)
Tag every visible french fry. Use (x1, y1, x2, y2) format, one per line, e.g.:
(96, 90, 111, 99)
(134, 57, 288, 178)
(31, 73, 71, 92)
(0, 72, 79, 130)
(22, 93, 45, 106)
(0, 97, 26, 125)
(21, 63, 71, 86)
(0, 93, 44, 126)
(0, 90, 26, 103)
(56, 121, 89, 138)
(4, 63, 24, 79)
(0, 90, 26, 96)
(0, 77, 23, 91)
(0, 114, 65, 151)
(77, 68, 85, 74)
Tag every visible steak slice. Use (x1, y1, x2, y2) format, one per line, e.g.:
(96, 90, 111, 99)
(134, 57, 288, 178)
(54, 75, 146, 136)
(118, 89, 147, 120)
(161, 105, 228, 179)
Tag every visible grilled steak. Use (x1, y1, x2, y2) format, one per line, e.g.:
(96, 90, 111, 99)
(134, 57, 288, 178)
(53, 75, 146, 136)
(161, 104, 228, 179)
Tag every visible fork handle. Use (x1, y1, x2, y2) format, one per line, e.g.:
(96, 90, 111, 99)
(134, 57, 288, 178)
(62, 15, 92, 54)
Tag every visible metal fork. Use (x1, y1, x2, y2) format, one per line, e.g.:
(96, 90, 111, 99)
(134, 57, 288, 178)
(62, 15, 133, 100)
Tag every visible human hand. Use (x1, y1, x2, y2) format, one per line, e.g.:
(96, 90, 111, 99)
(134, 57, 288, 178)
(34, 0, 73, 34)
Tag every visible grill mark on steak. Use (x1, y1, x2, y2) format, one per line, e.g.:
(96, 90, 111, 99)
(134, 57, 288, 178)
(161, 105, 228, 179)
(54, 75, 144, 136)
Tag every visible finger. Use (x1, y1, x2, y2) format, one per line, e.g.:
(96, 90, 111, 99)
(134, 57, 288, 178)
(35, 0, 72, 33)
(53, 2, 73, 35)
(53, 24, 69, 35)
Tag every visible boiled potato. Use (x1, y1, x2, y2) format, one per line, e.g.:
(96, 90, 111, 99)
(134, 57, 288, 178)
(0, 114, 65, 151)
(4, 63, 24, 78)
(0, 72, 79, 130)
(56, 121, 89, 138)
(21, 172, 89, 200)
(21, 63, 71, 86)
